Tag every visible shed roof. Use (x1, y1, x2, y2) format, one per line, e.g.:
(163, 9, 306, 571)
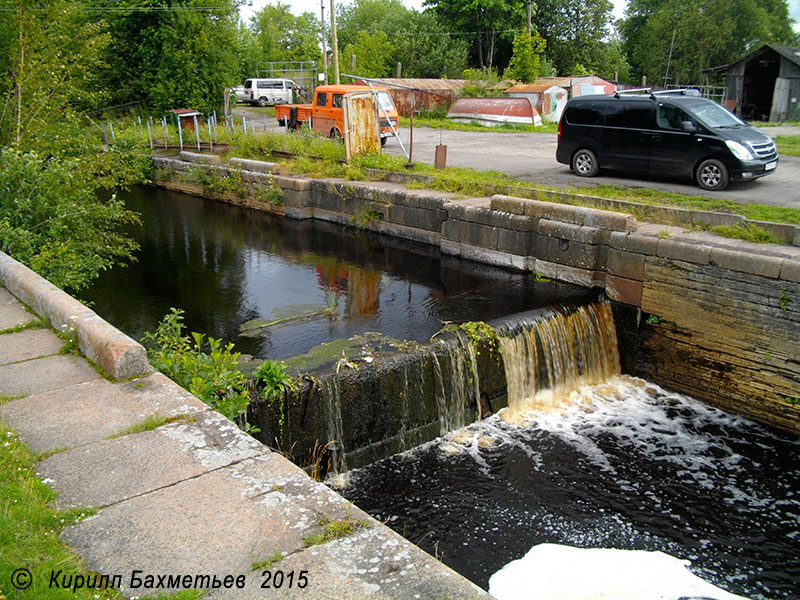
(505, 84, 566, 94)
(354, 78, 470, 91)
(705, 44, 800, 74)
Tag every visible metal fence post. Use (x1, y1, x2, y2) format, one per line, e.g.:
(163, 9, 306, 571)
(177, 117, 183, 151)
(193, 115, 200, 151)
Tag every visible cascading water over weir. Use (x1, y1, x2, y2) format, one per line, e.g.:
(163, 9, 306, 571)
(338, 299, 799, 600)
(306, 300, 620, 473)
(495, 302, 621, 415)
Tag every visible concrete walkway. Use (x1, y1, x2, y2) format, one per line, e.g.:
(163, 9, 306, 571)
(0, 263, 490, 599)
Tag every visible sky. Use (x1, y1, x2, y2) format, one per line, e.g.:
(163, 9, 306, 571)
(239, 0, 800, 34)
(239, 0, 628, 24)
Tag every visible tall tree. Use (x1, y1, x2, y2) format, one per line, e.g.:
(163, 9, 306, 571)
(621, 0, 797, 85)
(533, 0, 615, 76)
(249, 3, 321, 66)
(0, 0, 109, 148)
(425, 0, 526, 70)
(104, 0, 241, 114)
(392, 11, 470, 78)
(341, 30, 393, 77)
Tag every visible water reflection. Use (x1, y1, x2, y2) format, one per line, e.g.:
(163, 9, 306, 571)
(83, 187, 591, 359)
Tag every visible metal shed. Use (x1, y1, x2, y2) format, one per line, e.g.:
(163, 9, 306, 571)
(705, 45, 800, 122)
(505, 83, 568, 123)
(353, 78, 469, 117)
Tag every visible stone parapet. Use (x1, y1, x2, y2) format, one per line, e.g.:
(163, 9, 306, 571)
(0, 252, 149, 380)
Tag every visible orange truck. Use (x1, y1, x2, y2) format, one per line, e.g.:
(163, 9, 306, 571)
(275, 84, 399, 145)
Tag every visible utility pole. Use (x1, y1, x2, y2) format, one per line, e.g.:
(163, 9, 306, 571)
(527, 0, 532, 36)
(330, 0, 340, 84)
(664, 25, 676, 88)
(320, 0, 328, 85)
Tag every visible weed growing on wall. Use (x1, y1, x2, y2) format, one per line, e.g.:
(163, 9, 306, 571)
(143, 309, 257, 432)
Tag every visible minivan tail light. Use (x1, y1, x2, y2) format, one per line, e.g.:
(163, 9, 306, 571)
(558, 120, 561, 142)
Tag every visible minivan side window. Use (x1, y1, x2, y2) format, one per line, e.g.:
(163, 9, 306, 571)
(656, 103, 692, 130)
(605, 102, 652, 129)
(257, 80, 270, 89)
(566, 103, 604, 126)
(316, 92, 327, 107)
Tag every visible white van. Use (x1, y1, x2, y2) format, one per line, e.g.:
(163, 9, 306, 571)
(243, 78, 295, 107)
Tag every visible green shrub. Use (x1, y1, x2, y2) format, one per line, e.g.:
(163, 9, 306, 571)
(143, 309, 256, 432)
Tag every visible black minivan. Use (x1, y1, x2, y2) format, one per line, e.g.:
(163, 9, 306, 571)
(555, 90, 778, 191)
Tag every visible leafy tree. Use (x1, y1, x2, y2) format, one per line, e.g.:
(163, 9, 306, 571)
(249, 2, 321, 66)
(0, 0, 109, 148)
(0, 1, 151, 292)
(533, 0, 616, 77)
(392, 11, 470, 78)
(0, 148, 142, 292)
(425, 0, 526, 70)
(621, 0, 797, 85)
(505, 29, 547, 83)
(341, 30, 393, 77)
(336, 0, 414, 51)
(103, 0, 241, 114)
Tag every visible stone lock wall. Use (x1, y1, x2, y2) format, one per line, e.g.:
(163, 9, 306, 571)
(154, 153, 800, 434)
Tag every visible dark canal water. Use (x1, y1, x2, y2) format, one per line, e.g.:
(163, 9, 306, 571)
(338, 377, 800, 600)
(83, 187, 588, 360)
(84, 187, 798, 600)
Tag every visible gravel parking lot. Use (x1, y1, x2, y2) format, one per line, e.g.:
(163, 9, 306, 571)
(234, 106, 800, 210)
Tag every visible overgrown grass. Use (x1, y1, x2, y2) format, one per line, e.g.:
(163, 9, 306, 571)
(138, 115, 800, 230)
(0, 421, 206, 600)
(775, 135, 800, 157)
(0, 421, 114, 600)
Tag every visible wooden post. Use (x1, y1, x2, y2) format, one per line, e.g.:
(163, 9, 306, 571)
(330, 0, 339, 84)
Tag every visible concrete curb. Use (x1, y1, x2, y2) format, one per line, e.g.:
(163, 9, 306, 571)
(0, 251, 150, 381)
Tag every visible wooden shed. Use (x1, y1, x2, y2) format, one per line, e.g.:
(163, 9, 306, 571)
(505, 83, 568, 123)
(353, 78, 469, 117)
(532, 75, 616, 98)
(705, 45, 800, 122)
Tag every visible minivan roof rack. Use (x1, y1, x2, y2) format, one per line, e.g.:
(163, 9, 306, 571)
(614, 88, 652, 98)
(652, 88, 702, 97)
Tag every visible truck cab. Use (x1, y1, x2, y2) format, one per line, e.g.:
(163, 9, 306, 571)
(276, 85, 399, 144)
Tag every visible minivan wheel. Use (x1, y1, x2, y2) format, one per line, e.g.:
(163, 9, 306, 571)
(257, 97, 268, 107)
(696, 158, 729, 191)
(572, 149, 599, 177)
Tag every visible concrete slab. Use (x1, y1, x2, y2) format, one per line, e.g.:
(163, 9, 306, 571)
(38, 410, 268, 509)
(0, 327, 64, 365)
(0, 373, 207, 453)
(0, 354, 100, 398)
(0, 301, 37, 331)
(61, 453, 373, 597)
(0, 286, 18, 305)
(224, 526, 493, 600)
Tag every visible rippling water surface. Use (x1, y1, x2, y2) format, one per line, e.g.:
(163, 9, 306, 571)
(338, 377, 800, 599)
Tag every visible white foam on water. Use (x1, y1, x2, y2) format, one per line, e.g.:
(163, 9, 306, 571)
(488, 543, 750, 600)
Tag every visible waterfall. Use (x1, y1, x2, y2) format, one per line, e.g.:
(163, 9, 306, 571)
(432, 331, 482, 435)
(321, 378, 347, 474)
(497, 302, 620, 415)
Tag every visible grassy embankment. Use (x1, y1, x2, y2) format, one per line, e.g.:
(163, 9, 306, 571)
(0, 419, 202, 600)
(138, 114, 800, 243)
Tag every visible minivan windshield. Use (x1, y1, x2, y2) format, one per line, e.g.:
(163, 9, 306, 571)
(684, 101, 745, 128)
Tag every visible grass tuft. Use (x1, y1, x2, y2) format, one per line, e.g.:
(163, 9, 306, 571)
(106, 413, 195, 439)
